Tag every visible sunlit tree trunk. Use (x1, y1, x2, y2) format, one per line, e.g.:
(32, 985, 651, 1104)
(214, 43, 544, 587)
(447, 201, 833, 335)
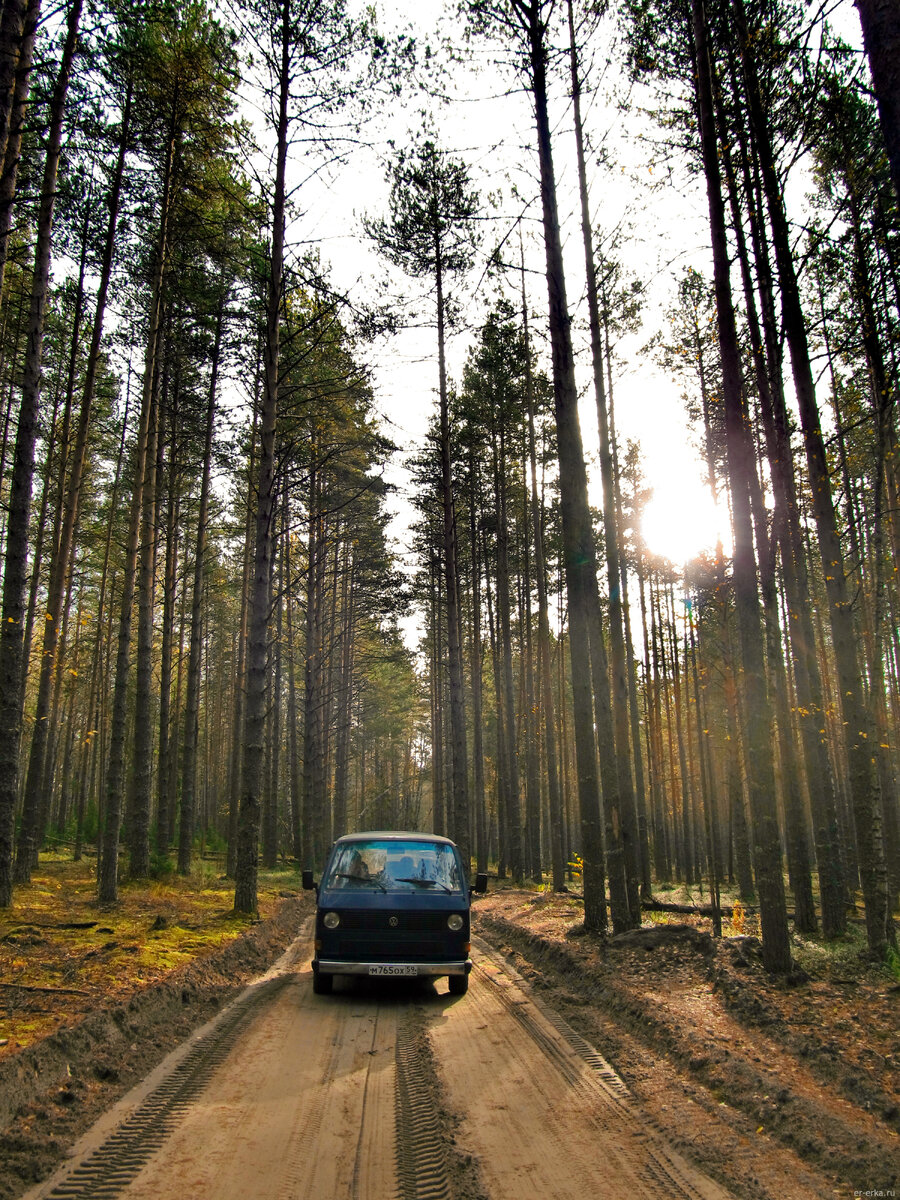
(568, 0, 641, 922)
(692, 0, 791, 972)
(522, 0, 614, 932)
(732, 0, 892, 955)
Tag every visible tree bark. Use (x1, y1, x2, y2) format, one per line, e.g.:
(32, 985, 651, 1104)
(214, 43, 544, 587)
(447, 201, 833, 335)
(519, 0, 609, 933)
(692, 0, 791, 972)
(568, 0, 641, 923)
(178, 287, 226, 874)
(435, 235, 471, 874)
(98, 111, 174, 902)
(0, 0, 81, 901)
(0, 0, 38, 296)
(733, 0, 892, 955)
(855, 0, 900, 203)
(234, 0, 290, 914)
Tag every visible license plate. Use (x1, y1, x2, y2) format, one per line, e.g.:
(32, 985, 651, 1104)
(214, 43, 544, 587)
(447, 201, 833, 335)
(368, 964, 417, 976)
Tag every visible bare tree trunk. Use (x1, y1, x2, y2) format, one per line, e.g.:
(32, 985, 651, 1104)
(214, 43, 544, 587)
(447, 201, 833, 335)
(855, 0, 900, 202)
(521, 474, 542, 883)
(126, 364, 160, 879)
(568, 0, 641, 923)
(522, 0, 610, 933)
(468, 488, 488, 874)
(226, 397, 257, 876)
(435, 240, 471, 874)
(430, 556, 445, 837)
(178, 288, 225, 873)
(0, 0, 28, 165)
(285, 524, 302, 859)
(331, 546, 354, 841)
(156, 409, 179, 855)
(722, 61, 846, 935)
(522, 262, 564, 890)
(0, 0, 38, 295)
(733, 0, 892, 955)
(692, 0, 791, 972)
(492, 410, 523, 880)
(99, 117, 174, 902)
(0, 0, 81, 901)
(234, 0, 289, 914)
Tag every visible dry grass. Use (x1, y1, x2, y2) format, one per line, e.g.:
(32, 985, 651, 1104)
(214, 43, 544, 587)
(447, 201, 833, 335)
(0, 854, 301, 1056)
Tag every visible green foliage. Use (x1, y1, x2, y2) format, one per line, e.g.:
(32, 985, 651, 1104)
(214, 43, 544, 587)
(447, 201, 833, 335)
(149, 850, 176, 881)
(365, 138, 481, 307)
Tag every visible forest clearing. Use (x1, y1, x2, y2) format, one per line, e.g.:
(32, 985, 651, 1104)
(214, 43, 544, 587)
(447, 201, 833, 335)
(0, 867, 897, 1199)
(0, 0, 899, 1192)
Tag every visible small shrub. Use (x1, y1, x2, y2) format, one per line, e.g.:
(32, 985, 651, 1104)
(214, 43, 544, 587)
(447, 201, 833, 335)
(149, 852, 175, 881)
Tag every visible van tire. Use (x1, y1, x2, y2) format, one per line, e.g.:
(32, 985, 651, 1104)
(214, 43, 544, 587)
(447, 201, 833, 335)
(313, 969, 333, 995)
(448, 973, 468, 996)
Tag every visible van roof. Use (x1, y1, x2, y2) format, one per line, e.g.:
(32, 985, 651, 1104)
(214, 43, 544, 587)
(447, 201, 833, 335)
(333, 831, 457, 848)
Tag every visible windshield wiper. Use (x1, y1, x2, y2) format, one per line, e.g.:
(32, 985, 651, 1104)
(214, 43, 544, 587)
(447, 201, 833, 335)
(335, 872, 387, 893)
(395, 877, 451, 893)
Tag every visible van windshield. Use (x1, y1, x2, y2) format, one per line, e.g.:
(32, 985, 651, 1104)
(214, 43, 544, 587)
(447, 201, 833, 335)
(323, 840, 464, 894)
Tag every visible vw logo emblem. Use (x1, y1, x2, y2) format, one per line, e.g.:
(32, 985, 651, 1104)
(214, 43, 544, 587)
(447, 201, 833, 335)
(389, 916, 399, 927)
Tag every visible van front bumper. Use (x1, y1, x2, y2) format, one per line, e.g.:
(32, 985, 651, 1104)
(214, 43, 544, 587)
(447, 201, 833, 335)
(315, 959, 471, 977)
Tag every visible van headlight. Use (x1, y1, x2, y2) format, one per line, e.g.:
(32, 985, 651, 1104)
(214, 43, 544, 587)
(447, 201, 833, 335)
(447, 914, 464, 931)
(323, 912, 340, 929)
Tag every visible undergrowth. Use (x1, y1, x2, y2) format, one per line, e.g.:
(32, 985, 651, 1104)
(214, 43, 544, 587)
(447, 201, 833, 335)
(0, 856, 305, 1054)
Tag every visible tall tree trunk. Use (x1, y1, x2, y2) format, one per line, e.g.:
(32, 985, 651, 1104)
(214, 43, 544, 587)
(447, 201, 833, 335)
(0, 0, 38, 295)
(435, 237, 471, 874)
(522, 259, 564, 891)
(521, 471, 542, 883)
(178, 287, 225, 874)
(156, 405, 179, 855)
(19, 80, 131, 863)
(234, 0, 290, 914)
(733, 0, 892, 955)
(125, 355, 161, 879)
(226, 397, 257, 876)
(263, 516, 282, 869)
(568, 0, 641, 923)
(331, 546, 354, 841)
(854, 0, 900, 203)
(285, 524, 302, 860)
(98, 111, 175, 902)
(521, 0, 610, 933)
(723, 59, 846, 936)
(468, 487, 488, 874)
(692, 0, 791, 972)
(430, 556, 445, 838)
(0, 0, 27, 165)
(493, 410, 523, 880)
(0, 0, 81, 901)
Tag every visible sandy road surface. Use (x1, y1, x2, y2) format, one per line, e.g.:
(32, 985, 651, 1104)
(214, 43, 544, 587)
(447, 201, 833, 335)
(26, 928, 733, 1200)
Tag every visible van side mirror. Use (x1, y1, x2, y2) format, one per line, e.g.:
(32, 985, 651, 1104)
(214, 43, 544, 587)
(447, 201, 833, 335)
(472, 873, 488, 895)
(301, 870, 316, 892)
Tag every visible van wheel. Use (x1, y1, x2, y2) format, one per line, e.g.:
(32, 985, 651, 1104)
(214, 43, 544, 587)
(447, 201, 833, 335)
(313, 970, 333, 995)
(448, 974, 468, 996)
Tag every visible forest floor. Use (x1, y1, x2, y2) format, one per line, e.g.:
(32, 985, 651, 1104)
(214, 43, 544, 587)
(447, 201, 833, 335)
(0, 854, 314, 1198)
(0, 859, 897, 1199)
(474, 885, 899, 1200)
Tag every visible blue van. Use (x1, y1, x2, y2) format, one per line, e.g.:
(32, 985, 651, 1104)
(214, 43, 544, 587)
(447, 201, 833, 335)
(302, 831, 487, 996)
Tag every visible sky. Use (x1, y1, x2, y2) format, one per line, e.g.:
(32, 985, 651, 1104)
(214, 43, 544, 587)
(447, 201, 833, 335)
(279, 0, 863, 645)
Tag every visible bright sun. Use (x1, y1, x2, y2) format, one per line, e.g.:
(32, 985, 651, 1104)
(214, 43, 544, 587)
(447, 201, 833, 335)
(640, 481, 730, 565)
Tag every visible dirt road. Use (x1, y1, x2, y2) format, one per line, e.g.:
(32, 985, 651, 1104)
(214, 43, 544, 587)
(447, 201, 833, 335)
(23, 922, 732, 1200)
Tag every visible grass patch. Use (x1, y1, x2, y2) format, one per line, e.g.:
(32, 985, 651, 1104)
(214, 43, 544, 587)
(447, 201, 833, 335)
(0, 855, 304, 1054)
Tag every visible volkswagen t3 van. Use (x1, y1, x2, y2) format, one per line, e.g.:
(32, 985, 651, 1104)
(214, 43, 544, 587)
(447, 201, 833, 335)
(302, 831, 487, 996)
